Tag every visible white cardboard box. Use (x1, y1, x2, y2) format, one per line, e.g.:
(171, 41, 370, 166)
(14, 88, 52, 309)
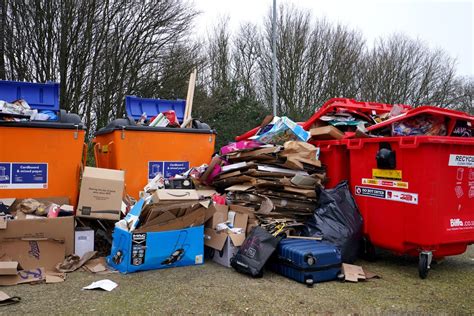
(75, 227, 94, 257)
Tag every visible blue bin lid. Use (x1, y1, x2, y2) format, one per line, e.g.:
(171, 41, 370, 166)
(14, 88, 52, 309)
(0, 80, 60, 111)
(125, 95, 186, 123)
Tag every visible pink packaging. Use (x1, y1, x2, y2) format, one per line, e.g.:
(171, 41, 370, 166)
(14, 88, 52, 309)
(219, 140, 263, 155)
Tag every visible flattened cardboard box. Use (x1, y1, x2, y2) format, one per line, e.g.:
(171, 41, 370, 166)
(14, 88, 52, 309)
(0, 216, 74, 255)
(77, 167, 125, 220)
(0, 239, 65, 271)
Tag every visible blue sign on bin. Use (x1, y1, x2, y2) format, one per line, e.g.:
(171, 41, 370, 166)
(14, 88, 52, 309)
(148, 161, 189, 180)
(0, 162, 48, 189)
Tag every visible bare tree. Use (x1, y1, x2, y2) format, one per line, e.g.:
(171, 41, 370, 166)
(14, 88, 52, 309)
(2, 0, 197, 136)
(359, 35, 460, 107)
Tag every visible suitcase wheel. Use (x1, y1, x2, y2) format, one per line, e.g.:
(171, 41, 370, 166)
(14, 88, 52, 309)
(305, 278, 314, 288)
(304, 254, 316, 266)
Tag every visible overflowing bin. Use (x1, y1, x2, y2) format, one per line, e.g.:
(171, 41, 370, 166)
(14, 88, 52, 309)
(347, 106, 474, 278)
(235, 98, 412, 188)
(304, 98, 412, 188)
(0, 80, 86, 206)
(93, 95, 216, 199)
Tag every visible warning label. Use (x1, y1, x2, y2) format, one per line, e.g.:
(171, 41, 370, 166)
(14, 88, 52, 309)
(448, 154, 474, 167)
(355, 186, 418, 205)
(362, 178, 408, 189)
(372, 169, 402, 180)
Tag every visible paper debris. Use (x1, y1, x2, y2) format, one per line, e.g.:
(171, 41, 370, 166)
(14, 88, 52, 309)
(0, 290, 21, 306)
(82, 279, 118, 292)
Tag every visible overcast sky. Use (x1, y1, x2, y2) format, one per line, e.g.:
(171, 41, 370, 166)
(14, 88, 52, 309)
(194, 0, 473, 77)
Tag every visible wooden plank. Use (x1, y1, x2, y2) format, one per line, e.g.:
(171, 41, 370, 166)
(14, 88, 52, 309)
(181, 68, 197, 128)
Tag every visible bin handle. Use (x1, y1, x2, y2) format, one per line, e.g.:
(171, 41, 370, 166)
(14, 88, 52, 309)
(93, 142, 100, 167)
(346, 139, 363, 149)
(82, 143, 88, 170)
(399, 137, 419, 149)
(107, 141, 114, 168)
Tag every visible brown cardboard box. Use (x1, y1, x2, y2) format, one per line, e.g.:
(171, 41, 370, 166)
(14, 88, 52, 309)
(151, 189, 199, 203)
(310, 126, 345, 140)
(136, 201, 209, 233)
(204, 205, 249, 267)
(77, 167, 125, 220)
(0, 216, 74, 255)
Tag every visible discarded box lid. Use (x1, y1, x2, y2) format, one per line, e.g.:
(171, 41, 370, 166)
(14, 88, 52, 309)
(125, 95, 186, 123)
(0, 80, 60, 111)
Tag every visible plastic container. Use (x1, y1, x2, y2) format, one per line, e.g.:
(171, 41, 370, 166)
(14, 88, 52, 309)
(0, 121, 86, 206)
(347, 135, 474, 278)
(93, 125, 215, 199)
(0, 81, 85, 206)
(125, 96, 186, 123)
(309, 140, 349, 189)
(0, 80, 60, 111)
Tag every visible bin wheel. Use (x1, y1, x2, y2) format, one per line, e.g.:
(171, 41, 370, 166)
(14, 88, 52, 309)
(418, 253, 430, 279)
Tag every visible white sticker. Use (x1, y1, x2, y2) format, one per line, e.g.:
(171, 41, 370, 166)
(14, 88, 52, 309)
(195, 254, 203, 264)
(448, 154, 474, 167)
(355, 186, 418, 205)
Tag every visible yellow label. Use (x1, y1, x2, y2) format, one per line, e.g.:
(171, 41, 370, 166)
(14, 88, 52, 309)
(372, 169, 402, 180)
(101, 145, 109, 153)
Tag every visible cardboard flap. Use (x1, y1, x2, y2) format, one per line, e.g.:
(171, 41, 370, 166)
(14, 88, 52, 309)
(203, 203, 217, 223)
(83, 167, 124, 181)
(207, 204, 228, 229)
(0, 261, 18, 275)
(204, 228, 228, 251)
(342, 263, 366, 282)
(228, 233, 246, 247)
(233, 212, 249, 230)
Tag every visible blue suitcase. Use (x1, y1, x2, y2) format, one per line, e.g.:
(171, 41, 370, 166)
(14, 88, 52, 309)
(271, 239, 342, 286)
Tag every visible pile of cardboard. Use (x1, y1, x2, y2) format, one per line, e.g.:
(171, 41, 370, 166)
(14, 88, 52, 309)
(211, 141, 325, 230)
(0, 197, 75, 286)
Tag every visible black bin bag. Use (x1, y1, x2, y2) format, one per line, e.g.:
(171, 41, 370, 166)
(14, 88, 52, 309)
(303, 181, 363, 263)
(230, 226, 281, 277)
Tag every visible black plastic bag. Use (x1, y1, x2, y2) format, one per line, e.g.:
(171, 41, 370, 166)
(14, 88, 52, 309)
(230, 226, 281, 277)
(303, 181, 363, 263)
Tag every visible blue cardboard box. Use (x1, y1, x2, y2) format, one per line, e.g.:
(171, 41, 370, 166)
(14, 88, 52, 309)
(107, 225, 204, 273)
